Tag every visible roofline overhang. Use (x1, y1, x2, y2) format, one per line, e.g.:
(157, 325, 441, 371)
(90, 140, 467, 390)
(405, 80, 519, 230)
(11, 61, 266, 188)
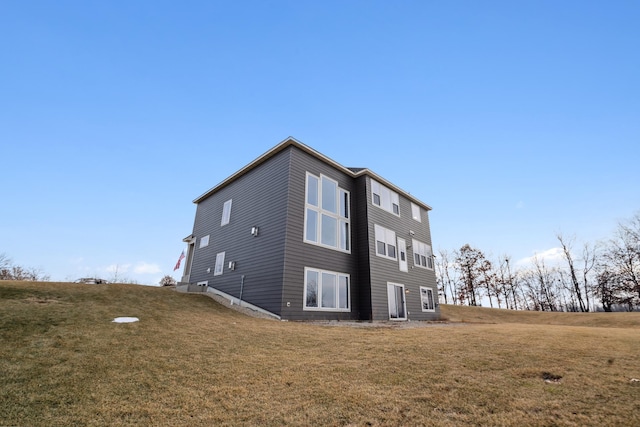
(192, 137, 432, 211)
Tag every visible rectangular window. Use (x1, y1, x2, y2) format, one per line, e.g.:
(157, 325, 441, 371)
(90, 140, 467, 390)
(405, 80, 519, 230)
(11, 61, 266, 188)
(411, 203, 421, 222)
(221, 199, 232, 226)
(375, 224, 397, 261)
(371, 179, 400, 216)
(199, 235, 210, 248)
(412, 239, 433, 269)
(304, 267, 350, 311)
(214, 252, 225, 276)
(420, 286, 435, 311)
(304, 173, 350, 253)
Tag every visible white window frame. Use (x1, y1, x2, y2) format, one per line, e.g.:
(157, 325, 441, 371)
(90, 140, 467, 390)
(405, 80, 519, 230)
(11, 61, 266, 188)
(303, 267, 351, 312)
(221, 199, 232, 226)
(412, 239, 434, 269)
(375, 224, 397, 261)
(411, 203, 421, 222)
(371, 179, 400, 216)
(199, 235, 210, 248)
(304, 172, 351, 253)
(387, 282, 407, 320)
(214, 252, 225, 276)
(420, 286, 435, 311)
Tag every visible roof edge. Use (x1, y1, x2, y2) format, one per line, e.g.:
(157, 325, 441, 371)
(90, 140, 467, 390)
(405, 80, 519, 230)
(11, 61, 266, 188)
(192, 137, 432, 211)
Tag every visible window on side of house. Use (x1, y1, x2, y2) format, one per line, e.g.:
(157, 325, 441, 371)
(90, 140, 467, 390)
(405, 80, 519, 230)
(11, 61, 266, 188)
(411, 203, 421, 222)
(221, 199, 232, 226)
(214, 252, 225, 276)
(199, 235, 210, 248)
(371, 179, 400, 216)
(412, 239, 433, 269)
(375, 224, 397, 260)
(420, 286, 435, 311)
(304, 173, 351, 253)
(303, 267, 350, 311)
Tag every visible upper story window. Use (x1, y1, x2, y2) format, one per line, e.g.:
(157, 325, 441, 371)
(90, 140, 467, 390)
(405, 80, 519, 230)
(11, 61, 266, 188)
(221, 199, 232, 226)
(412, 239, 434, 269)
(371, 179, 400, 216)
(411, 203, 421, 222)
(199, 235, 210, 248)
(375, 224, 397, 260)
(304, 173, 350, 252)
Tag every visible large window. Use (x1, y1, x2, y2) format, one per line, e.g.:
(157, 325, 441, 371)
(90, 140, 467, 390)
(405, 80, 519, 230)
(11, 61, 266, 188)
(375, 224, 397, 260)
(420, 286, 435, 311)
(221, 199, 232, 226)
(304, 173, 350, 252)
(412, 239, 433, 269)
(304, 267, 350, 311)
(371, 179, 400, 216)
(214, 252, 225, 276)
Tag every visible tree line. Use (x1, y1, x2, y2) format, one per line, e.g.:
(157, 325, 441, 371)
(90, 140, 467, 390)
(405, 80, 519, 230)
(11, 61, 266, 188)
(0, 253, 50, 282)
(436, 212, 640, 312)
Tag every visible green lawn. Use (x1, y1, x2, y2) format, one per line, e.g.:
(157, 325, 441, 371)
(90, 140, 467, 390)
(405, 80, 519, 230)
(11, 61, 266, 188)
(2, 281, 640, 426)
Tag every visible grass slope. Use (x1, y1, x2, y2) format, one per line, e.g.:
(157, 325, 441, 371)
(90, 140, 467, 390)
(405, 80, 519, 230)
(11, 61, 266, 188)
(2, 281, 640, 426)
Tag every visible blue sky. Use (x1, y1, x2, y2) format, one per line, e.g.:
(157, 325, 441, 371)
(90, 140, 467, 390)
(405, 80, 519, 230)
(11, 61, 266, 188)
(2, 1, 638, 285)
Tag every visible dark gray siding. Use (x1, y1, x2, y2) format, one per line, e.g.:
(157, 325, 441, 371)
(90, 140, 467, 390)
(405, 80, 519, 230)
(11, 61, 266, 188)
(189, 149, 292, 315)
(364, 176, 440, 321)
(280, 147, 361, 321)
(353, 175, 372, 320)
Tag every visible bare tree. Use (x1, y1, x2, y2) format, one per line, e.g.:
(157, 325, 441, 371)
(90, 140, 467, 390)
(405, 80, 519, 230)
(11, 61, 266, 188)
(0, 253, 50, 281)
(520, 255, 560, 311)
(557, 234, 588, 312)
(590, 214, 640, 310)
(435, 249, 458, 305)
(454, 244, 487, 306)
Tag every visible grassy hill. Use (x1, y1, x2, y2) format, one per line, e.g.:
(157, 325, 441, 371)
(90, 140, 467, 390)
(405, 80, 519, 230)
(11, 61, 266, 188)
(2, 281, 640, 426)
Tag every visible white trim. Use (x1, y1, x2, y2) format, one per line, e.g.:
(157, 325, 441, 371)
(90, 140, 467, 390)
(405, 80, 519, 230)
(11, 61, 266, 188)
(303, 267, 351, 312)
(412, 239, 434, 270)
(411, 202, 422, 222)
(387, 282, 407, 320)
(303, 172, 351, 254)
(206, 286, 281, 320)
(420, 286, 436, 312)
(221, 199, 232, 226)
(192, 137, 432, 212)
(374, 224, 397, 261)
(214, 252, 225, 276)
(199, 235, 210, 248)
(371, 179, 400, 216)
(397, 237, 408, 272)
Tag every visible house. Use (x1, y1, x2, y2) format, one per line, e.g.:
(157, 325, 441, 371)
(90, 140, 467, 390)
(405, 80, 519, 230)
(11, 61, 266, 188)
(180, 137, 439, 321)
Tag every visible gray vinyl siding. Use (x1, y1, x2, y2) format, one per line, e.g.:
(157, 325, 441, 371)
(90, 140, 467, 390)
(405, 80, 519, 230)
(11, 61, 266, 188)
(189, 148, 292, 315)
(187, 138, 438, 322)
(365, 176, 440, 321)
(280, 147, 361, 321)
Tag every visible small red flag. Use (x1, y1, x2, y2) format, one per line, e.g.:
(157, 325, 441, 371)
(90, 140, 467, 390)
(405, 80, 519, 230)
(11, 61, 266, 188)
(174, 251, 185, 271)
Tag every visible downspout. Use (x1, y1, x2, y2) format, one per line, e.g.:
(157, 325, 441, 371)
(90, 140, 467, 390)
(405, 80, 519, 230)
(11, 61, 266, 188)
(238, 275, 245, 307)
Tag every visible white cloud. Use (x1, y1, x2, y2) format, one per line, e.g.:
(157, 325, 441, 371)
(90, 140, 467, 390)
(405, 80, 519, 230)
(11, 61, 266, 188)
(516, 247, 565, 267)
(133, 262, 161, 275)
